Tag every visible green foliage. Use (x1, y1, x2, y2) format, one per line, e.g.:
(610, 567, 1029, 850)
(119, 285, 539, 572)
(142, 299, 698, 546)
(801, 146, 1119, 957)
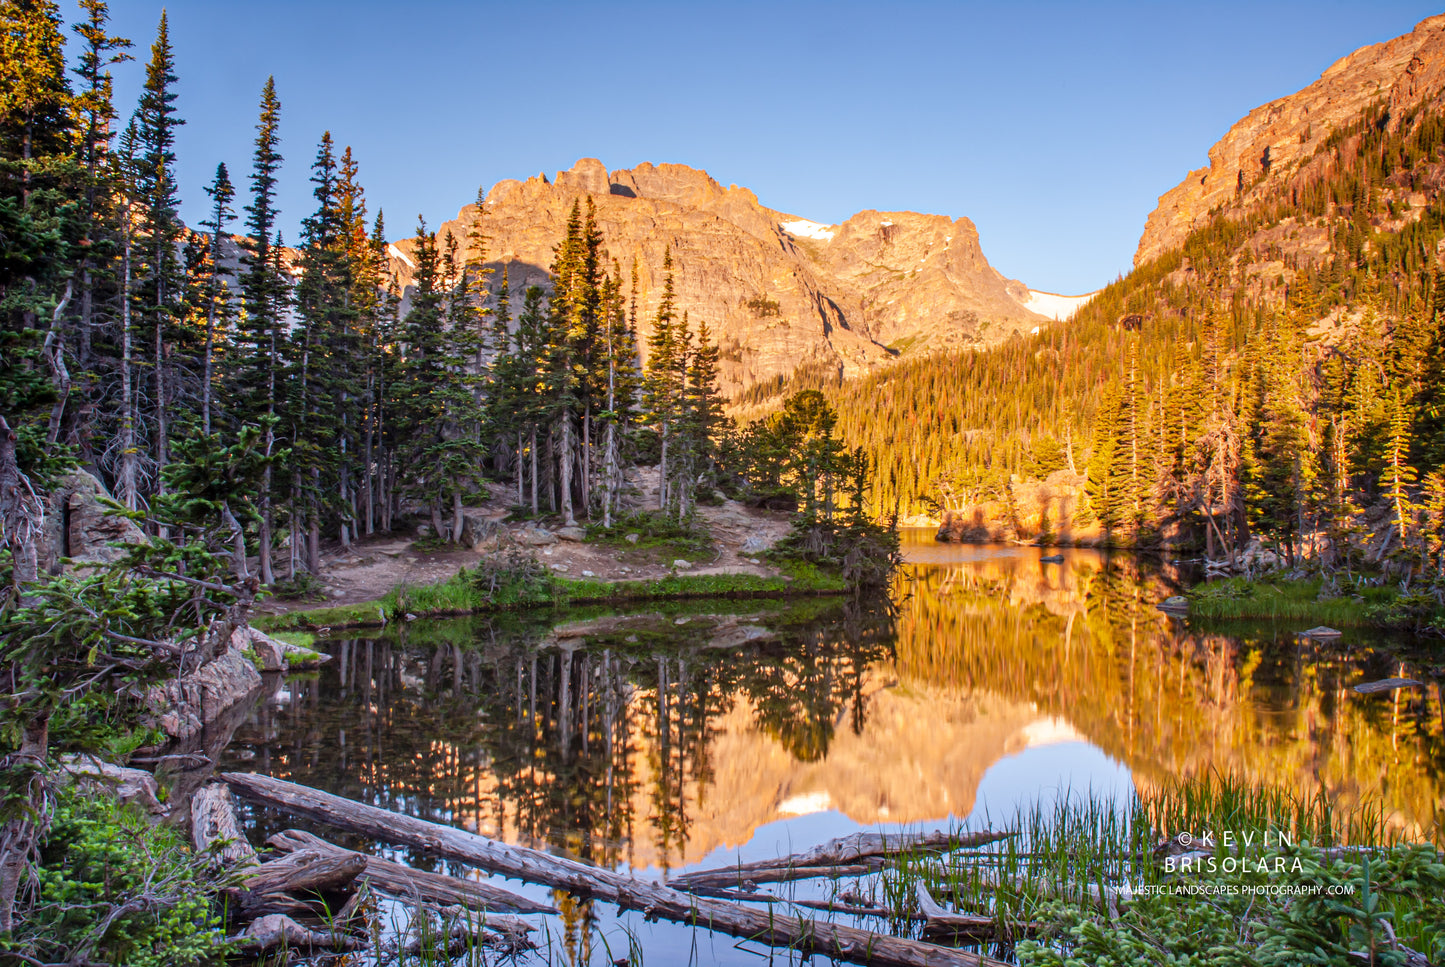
(1186, 576, 1410, 627)
(584, 509, 713, 558)
(7, 787, 231, 967)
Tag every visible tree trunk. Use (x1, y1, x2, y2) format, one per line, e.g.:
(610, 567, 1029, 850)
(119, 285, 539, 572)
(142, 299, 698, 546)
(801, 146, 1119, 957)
(559, 413, 576, 526)
(43, 280, 74, 447)
(0, 417, 40, 588)
(529, 428, 538, 516)
(119, 222, 137, 511)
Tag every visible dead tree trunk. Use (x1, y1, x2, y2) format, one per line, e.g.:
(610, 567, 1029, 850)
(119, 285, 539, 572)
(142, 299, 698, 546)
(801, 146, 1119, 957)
(224, 772, 1010, 967)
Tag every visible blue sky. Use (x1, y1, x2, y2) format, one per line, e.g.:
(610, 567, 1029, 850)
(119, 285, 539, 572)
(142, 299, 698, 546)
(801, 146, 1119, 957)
(99, 1, 1442, 295)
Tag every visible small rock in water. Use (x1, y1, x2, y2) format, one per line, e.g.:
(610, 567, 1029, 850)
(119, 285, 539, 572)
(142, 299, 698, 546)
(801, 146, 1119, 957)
(673, 559, 692, 569)
(405, 613, 418, 622)
(1157, 595, 1189, 613)
(1299, 625, 1343, 640)
(1040, 554, 1064, 564)
(581, 570, 595, 577)
(624, 533, 640, 544)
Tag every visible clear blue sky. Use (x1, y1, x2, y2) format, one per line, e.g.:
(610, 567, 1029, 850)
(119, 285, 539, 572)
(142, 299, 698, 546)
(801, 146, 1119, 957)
(98, 1, 1442, 295)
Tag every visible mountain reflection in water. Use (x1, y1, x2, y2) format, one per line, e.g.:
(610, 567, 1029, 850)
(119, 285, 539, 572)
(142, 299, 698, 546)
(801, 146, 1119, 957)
(224, 535, 1445, 889)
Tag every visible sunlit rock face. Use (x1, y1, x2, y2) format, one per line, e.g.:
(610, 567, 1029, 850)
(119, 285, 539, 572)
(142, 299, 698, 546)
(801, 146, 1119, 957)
(388, 160, 1048, 397)
(1136, 13, 1445, 267)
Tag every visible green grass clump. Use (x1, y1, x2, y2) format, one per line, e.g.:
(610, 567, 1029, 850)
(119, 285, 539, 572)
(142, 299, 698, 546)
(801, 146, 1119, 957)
(584, 510, 715, 561)
(867, 774, 1439, 967)
(268, 630, 315, 649)
(1186, 577, 1397, 626)
(264, 558, 849, 632)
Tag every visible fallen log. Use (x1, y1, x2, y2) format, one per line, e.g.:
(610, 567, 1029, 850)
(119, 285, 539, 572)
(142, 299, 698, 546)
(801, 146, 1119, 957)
(235, 913, 364, 953)
(243, 848, 366, 896)
(727, 829, 1011, 874)
(224, 772, 1011, 967)
(267, 829, 557, 916)
(914, 883, 1007, 941)
(190, 783, 257, 868)
(670, 859, 884, 891)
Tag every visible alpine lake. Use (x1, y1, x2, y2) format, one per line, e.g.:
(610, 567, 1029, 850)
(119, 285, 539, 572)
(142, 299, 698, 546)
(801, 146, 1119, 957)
(217, 530, 1445, 965)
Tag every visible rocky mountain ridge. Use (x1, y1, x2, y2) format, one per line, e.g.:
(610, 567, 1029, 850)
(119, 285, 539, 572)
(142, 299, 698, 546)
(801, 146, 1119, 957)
(389, 159, 1074, 396)
(1136, 12, 1445, 266)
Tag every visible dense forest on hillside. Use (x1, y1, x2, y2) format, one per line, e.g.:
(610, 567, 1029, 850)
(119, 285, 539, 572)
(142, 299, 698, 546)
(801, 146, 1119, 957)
(805, 97, 1445, 573)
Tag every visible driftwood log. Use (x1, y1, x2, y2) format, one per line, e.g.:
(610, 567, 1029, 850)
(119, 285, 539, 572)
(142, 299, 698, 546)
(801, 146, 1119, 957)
(224, 772, 1011, 967)
(267, 829, 556, 917)
(191, 783, 258, 867)
(913, 883, 1025, 942)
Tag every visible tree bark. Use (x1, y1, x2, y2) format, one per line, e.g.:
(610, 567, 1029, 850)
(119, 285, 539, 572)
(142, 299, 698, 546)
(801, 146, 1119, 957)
(223, 772, 1009, 967)
(266, 829, 554, 916)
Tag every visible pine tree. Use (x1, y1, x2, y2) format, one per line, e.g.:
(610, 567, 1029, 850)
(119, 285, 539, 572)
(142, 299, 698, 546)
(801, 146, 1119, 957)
(643, 249, 680, 511)
(132, 11, 186, 495)
(198, 162, 233, 433)
(231, 76, 284, 584)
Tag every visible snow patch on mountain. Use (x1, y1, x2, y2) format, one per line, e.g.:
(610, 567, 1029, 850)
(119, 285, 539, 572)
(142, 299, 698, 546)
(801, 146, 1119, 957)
(779, 219, 835, 241)
(387, 243, 416, 269)
(1017, 289, 1097, 321)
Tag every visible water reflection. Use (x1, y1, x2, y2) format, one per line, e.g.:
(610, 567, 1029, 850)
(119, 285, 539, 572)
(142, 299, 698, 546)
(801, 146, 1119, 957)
(224, 537, 1445, 897)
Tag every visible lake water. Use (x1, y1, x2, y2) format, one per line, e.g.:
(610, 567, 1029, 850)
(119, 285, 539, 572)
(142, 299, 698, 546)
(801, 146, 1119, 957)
(221, 531, 1445, 963)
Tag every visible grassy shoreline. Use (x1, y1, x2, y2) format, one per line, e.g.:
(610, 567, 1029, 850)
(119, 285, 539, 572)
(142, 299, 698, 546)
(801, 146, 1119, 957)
(1184, 575, 1437, 629)
(252, 562, 847, 633)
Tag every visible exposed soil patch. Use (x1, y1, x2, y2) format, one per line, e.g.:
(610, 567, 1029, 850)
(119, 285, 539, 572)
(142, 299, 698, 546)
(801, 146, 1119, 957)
(254, 469, 793, 617)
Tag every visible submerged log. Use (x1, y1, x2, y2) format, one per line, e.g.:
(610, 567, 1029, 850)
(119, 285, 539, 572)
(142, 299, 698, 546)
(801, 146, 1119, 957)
(914, 883, 1007, 941)
(224, 772, 1011, 967)
(671, 859, 884, 891)
(670, 829, 1011, 892)
(267, 829, 556, 916)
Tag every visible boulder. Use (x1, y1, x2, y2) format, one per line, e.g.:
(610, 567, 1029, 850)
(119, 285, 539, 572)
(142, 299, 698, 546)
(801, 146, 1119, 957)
(40, 470, 146, 572)
(517, 526, 558, 546)
(460, 514, 498, 549)
(673, 559, 692, 570)
(624, 533, 640, 544)
(556, 525, 587, 542)
(740, 534, 774, 554)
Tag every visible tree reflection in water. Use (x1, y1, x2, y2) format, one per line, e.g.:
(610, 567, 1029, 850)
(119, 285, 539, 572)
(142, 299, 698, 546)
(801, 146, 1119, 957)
(224, 544, 1445, 888)
(226, 598, 895, 874)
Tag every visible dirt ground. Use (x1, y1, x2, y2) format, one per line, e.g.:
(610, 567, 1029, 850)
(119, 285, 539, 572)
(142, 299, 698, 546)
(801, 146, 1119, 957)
(254, 468, 794, 616)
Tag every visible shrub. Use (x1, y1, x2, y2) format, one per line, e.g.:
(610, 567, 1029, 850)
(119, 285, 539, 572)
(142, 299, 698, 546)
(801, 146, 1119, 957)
(8, 787, 232, 967)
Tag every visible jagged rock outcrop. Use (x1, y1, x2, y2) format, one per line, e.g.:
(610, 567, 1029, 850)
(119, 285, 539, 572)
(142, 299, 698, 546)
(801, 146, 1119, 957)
(1136, 13, 1445, 266)
(145, 647, 263, 742)
(390, 160, 1049, 395)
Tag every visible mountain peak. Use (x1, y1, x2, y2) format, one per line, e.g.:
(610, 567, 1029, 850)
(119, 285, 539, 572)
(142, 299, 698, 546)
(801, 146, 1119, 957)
(1136, 12, 1445, 267)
